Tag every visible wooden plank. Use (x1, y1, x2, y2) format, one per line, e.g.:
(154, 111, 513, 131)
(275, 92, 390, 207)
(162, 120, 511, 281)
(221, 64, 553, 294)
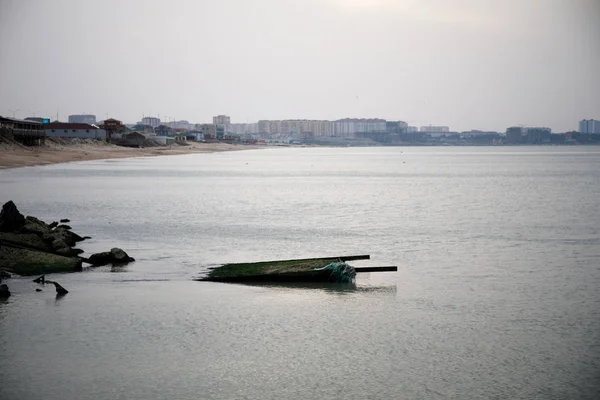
(338, 254, 370, 261)
(354, 266, 397, 273)
(217, 254, 371, 266)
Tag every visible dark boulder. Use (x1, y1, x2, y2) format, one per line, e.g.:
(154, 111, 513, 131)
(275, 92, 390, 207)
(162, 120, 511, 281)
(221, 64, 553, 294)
(57, 224, 72, 230)
(0, 201, 26, 232)
(87, 251, 112, 266)
(87, 248, 135, 266)
(0, 284, 10, 298)
(35, 288, 42, 292)
(60, 219, 70, 223)
(111, 248, 135, 263)
(48, 221, 59, 229)
(0, 247, 83, 275)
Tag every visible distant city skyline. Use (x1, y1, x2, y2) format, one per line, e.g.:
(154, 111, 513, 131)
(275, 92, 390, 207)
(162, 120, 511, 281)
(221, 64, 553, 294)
(1, 0, 599, 132)
(3, 109, 599, 135)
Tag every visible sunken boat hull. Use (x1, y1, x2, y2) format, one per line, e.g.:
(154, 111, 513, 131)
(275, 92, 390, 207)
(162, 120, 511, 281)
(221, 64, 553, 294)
(198, 255, 396, 284)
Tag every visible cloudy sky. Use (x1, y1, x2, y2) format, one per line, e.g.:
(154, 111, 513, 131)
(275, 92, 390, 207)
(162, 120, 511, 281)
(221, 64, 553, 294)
(0, 0, 598, 131)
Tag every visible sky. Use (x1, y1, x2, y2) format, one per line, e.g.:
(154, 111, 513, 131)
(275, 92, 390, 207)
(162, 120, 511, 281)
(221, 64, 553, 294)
(0, 0, 599, 132)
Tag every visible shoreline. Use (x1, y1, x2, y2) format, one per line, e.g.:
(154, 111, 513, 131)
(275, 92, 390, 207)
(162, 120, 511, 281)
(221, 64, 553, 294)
(0, 139, 265, 170)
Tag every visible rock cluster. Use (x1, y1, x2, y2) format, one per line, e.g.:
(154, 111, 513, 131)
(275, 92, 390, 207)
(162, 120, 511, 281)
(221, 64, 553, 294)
(0, 201, 134, 276)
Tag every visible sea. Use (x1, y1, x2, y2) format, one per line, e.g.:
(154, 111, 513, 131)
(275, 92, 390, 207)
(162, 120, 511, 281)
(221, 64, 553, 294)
(1, 146, 599, 400)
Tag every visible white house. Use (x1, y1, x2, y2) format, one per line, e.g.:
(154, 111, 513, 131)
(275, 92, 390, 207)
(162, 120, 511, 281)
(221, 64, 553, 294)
(45, 122, 106, 139)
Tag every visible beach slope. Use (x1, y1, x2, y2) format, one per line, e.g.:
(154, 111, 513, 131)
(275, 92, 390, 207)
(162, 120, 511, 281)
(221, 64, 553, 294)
(0, 138, 262, 169)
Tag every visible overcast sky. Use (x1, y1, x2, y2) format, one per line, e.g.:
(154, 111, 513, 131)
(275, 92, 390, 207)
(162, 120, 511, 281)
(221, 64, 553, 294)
(1, 0, 598, 131)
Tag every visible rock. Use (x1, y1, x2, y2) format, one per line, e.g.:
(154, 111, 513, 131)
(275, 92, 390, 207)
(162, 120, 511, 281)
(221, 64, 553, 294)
(48, 221, 59, 229)
(33, 275, 45, 284)
(69, 231, 84, 243)
(111, 248, 135, 263)
(0, 232, 54, 252)
(60, 219, 70, 223)
(55, 247, 84, 257)
(0, 201, 26, 232)
(87, 251, 112, 266)
(48, 281, 68, 295)
(0, 269, 12, 280)
(51, 238, 69, 250)
(20, 216, 52, 236)
(35, 288, 42, 292)
(82, 236, 92, 240)
(43, 227, 81, 248)
(0, 246, 83, 275)
(87, 248, 135, 266)
(0, 284, 10, 298)
(54, 226, 84, 243)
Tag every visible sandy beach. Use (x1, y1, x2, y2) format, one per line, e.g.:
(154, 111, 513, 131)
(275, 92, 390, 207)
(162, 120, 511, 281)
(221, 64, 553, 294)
(0, 138, 264, 169)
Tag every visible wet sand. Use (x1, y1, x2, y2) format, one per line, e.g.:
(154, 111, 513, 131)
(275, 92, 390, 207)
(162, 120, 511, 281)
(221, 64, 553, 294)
(0, 140, 264, 169)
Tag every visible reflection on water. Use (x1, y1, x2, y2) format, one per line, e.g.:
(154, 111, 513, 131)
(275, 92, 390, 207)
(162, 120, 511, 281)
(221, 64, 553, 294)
(55, 293, 67, 302)
(213, 280, 398, 295)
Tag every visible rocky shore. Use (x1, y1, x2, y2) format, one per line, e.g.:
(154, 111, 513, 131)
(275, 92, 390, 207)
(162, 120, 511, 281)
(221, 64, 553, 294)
(0, 201, 135, 279)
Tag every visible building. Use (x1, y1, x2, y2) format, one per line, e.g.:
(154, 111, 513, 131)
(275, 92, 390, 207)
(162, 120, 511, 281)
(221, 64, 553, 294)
(141, 117, 160, 128)
(462, 130, 500, 136)
(68, 114, 96, 124)
(257, 120, 271, 134)
(99, 118, 125, 141)
(216, 125, 225, 139)
(420, 126, 450, 133)
(227, 123, 248, 135)
(212, 116, 230, 138)
(132, 123, 155, 133)
(506, 127, 524, 144)
(505, 126, 551, 144)
(166, 120, 193, 130)
(155, 124, 175, 136)
(197, 124, 217, 140)
(525, 127, 552, 144)
(0, 116, 45, 145)
(213, 115, 231, 125)
(119, 132, 147, 147)
(399, 132, 427, 143)
(173, 134, 187, 143)
(45, 122, 106, 139)
(386, 121, 408, 134)
(307, 120, 334, 137)
(334, 118, 386, 138)
(24, 117, 50, 124)
(579, 119, 600, 134)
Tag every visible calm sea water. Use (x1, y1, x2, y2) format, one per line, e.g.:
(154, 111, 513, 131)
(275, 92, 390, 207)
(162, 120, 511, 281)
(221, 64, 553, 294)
(1, 146, 599, 400)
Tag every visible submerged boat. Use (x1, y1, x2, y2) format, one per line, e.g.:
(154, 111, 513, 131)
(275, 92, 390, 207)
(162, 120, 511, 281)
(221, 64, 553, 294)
(197, 255, 396, 283)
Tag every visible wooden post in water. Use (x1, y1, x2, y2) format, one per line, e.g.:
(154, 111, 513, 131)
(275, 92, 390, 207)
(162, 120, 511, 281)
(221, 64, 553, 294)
(354, 266, 397, 273)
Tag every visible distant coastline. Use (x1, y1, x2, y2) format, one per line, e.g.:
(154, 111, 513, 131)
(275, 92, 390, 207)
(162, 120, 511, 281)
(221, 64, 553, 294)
(3, 139, 600, 170)
(0, 139, 264, 170)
